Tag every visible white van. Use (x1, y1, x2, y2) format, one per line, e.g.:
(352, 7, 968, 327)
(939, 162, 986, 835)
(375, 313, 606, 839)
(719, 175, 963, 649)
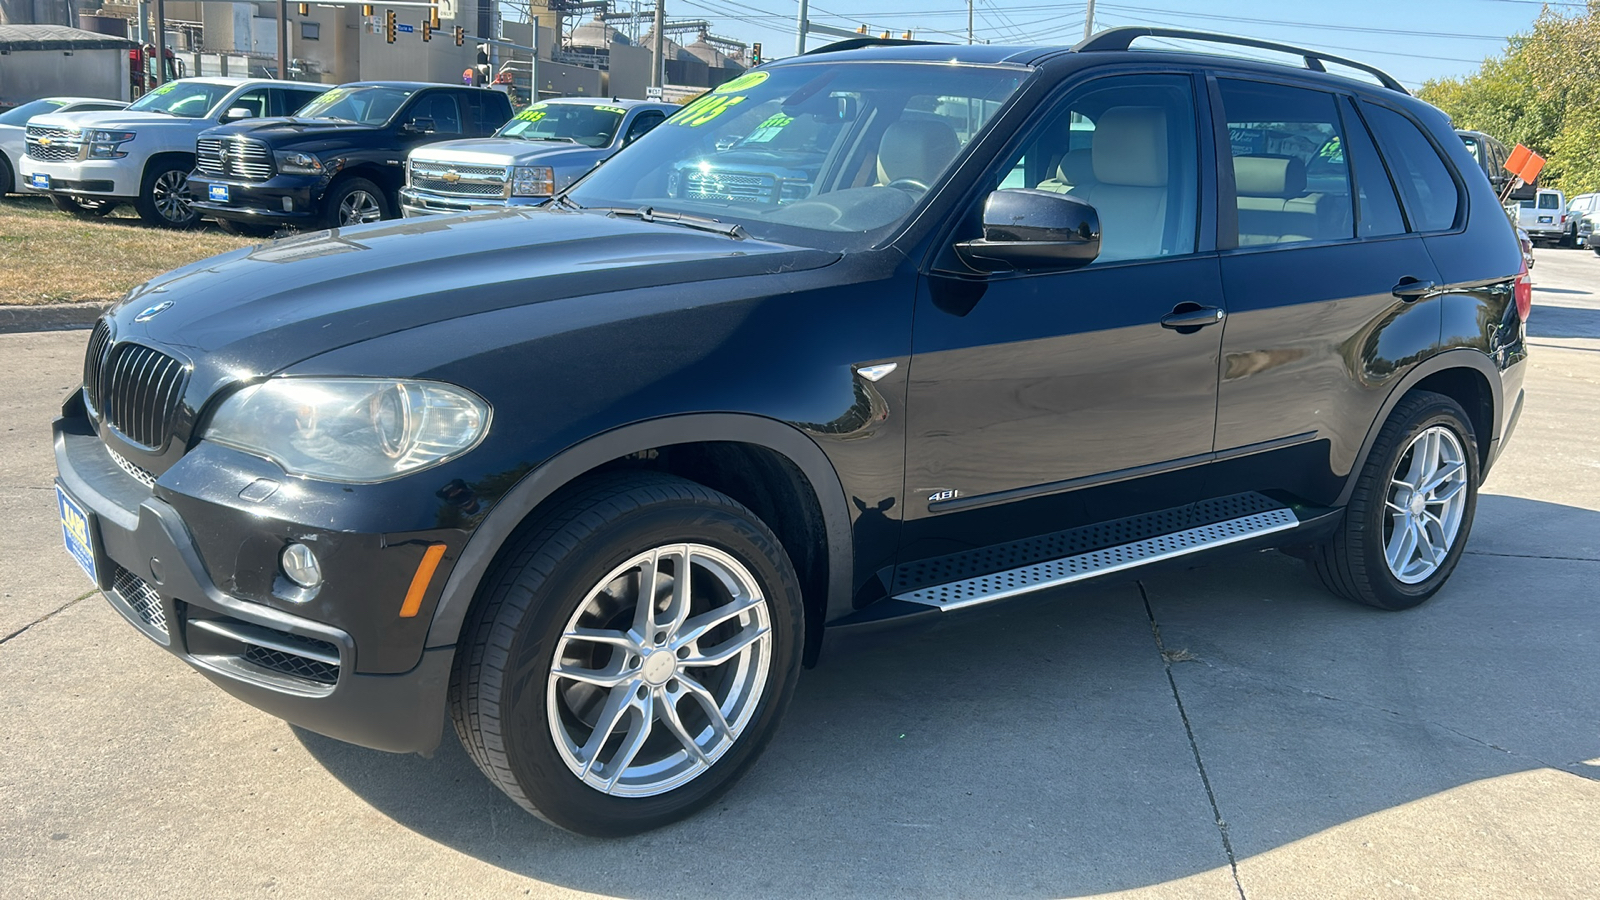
(1518, 187, 1567, 244)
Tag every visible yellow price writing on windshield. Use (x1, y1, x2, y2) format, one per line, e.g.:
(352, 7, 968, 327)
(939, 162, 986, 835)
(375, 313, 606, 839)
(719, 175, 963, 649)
(515, 108, 548, 122)
(668, 94, 746, 127)
(594, 105, 628, 115)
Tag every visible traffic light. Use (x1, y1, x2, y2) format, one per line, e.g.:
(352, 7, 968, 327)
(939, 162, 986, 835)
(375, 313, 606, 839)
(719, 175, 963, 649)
(421, 19, 432, 41)
(430, 5, 440, 28)
(384, 9, 396, 43)
(901, 31, 912, 40)
(361, 4, 372, 15)
(297, 2, 308, 14)
(856, 24, 867, 34)
(454, 25, 465, 46)
(750, 42, 761, 65)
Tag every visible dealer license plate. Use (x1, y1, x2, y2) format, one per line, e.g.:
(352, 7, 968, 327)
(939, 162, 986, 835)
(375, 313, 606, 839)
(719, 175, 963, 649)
(56, 484, 98, 584)
(209, 184, 229, 203)
(1538, 215, 1553, 223)
(30, 173, 50, 190)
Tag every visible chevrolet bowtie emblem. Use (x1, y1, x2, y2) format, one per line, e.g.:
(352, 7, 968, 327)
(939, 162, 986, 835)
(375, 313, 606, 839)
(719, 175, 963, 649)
(39, 137, 52, 146)
(442, 169, 461, 183)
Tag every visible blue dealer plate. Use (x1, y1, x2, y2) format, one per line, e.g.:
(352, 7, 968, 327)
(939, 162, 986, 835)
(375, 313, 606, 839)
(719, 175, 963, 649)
(209, 184, 229, 202)
(56, 484, 98, 584)
(30, 173, 50, 190)
(1538, 215, 1553, 223)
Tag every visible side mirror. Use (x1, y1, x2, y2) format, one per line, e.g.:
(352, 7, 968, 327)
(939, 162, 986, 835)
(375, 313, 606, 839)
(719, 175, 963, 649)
(714, 135, 740, 152)
(955, 189, 1101, 272)
(404, 117, 436, 134)
(222, 107, 255, 122)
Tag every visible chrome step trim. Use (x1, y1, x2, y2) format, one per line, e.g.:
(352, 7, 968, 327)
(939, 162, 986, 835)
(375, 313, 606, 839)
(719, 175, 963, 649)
(894, 508, 1299, 610)
(188, 618, 341, 666)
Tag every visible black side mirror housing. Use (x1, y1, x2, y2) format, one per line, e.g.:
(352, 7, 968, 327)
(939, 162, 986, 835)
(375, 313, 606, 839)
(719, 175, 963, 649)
(955, 188, 1101, 273)
(404, 117, 436, 134)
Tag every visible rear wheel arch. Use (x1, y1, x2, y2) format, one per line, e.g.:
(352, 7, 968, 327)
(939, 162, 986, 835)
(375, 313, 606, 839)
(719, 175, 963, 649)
(424, 415, 854, 665)
(1337, 350, 1501, 507)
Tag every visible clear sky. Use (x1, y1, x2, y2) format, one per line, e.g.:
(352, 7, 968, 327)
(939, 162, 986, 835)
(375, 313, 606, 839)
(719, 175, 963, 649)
(646, 0, 1583, 90)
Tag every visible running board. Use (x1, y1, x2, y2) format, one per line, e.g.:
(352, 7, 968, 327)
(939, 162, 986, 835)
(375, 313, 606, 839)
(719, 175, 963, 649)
(894, 508, 1300, 611)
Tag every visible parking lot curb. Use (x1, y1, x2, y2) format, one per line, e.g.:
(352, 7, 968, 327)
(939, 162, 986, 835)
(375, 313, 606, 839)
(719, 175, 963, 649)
(0, 303, 106, 335)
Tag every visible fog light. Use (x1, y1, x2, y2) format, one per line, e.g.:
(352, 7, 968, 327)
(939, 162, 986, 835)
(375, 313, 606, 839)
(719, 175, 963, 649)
(282, 196, 293, 212)
(281, 542, 322, 588)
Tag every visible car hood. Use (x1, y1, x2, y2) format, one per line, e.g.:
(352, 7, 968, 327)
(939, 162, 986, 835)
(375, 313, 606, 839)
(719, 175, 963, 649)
(206, 117, 379, 144)
(409, 138, 607, 167)
(108, 206, 840, 391)
(26, 110, 203, 131)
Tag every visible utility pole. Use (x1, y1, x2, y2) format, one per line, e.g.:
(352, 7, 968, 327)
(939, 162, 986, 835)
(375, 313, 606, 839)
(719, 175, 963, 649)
(153, 0, 166, 86)
(795, 0, 808, 56)
(1083, 0, 1095, 40)
(967, 0, 972, 44)
(278, 0, 289, 79)
(651, 0, 665, 88)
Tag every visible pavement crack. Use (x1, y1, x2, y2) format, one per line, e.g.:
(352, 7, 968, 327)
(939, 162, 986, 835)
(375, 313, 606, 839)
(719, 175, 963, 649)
(0, 588, 98, 647)
(1464, 550, 1600, 563)
(1140, 581, 1247, 900)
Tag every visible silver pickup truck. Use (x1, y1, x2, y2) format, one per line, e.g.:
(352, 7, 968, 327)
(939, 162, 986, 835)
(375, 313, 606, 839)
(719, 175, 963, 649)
(400, 97, 675, 216)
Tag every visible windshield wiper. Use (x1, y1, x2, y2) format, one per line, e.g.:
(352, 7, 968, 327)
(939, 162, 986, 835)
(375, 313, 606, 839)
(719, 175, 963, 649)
(526, 136, 579, 143)
(596, 206, 747, 240)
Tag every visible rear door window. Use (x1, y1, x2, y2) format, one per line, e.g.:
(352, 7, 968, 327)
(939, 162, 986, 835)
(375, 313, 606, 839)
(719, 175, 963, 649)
(1218, 79, 1354, 246)
(1339, 98, 1406, 237)
(1538, 192, 1561, 210)
(1361, 103, 1461, 232)
(408, 93, 462, 135)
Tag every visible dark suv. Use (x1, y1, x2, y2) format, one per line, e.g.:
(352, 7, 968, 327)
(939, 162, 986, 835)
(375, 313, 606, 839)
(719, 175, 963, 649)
(188, 82, 513, 233)
(53, 29, 1529, 837)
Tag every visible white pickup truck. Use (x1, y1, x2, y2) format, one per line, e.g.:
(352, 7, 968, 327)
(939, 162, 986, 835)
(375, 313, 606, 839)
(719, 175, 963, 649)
(20, 77, 327, 227)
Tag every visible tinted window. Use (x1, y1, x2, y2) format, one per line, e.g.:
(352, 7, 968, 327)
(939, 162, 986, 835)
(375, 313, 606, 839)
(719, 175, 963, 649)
(624, 111, 665, 145)
(1219, 80, 1353, 246)
(409, 93, 461, 134)
(1340, 98, 1406, 237)
(277, 88, 325, 116)
(989, 74, 1199, 262)
(228, 88, 270, 119)
(1537, 192, 1561, 210)
(1363, 103, 1460, 232)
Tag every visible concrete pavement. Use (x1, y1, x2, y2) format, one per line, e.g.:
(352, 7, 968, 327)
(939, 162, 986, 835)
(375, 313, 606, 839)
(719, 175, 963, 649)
(1, 247, 1596, 899)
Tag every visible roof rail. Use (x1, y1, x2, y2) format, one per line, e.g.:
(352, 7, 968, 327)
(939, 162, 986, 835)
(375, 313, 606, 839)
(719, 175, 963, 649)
(803, 37, 941, 56)
(1073, 26, 1409, 95)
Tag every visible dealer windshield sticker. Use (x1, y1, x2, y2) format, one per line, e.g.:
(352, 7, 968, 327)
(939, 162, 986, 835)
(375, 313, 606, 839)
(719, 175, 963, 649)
(666, 71, 770, 128)
(594, 105, 628, 115)
(714, 71, 768, 95)
(149, 83, 176, 96)
(743, 113, 793, 143)
(515, 105, 548, 122)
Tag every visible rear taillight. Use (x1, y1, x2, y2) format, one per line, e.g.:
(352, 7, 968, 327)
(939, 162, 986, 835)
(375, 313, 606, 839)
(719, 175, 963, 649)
(1514, 258, 1532, 321)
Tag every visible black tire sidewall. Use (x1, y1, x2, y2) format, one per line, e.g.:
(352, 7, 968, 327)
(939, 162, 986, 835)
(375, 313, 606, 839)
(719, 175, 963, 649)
(494, 500, 802, 836)
(1352, 397, 1480, 609)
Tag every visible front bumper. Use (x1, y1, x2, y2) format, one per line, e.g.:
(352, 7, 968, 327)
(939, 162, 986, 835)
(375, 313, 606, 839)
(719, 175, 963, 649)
(19, 156, 138, 198)
(187, 173, 328, 223)
(53, 414, 452, 754)
(399, 187, 545, 217)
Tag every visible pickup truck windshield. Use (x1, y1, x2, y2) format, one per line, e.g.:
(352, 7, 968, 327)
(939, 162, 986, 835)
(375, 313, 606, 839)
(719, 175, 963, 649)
(500, 103, 625, 148)
(565, 61, 1026, 249)
(295, 86, 416, 125)
(127, 82, 231, 118)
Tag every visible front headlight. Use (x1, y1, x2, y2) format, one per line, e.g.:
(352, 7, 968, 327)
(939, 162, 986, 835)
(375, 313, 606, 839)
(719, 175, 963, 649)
(87, 130, 135, 159)
(205, 378, 490, 483)
(276, 151, 325, 175)
(511, 165, 554, 197)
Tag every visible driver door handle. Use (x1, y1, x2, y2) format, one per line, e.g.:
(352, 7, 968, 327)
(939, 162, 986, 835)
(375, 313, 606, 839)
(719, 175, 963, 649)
(1160, 306, 1226, 329)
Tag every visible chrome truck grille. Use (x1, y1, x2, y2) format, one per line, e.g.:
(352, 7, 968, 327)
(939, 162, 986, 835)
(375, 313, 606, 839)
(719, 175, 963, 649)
(408, 160, 510, 198)
(683, 170, 777, 204)
(25, 125, 81, 162)
(196, 137, 274, 181)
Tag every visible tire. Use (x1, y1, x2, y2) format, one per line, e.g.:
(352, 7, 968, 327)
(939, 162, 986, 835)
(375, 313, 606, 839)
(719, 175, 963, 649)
(50, 194, 118, 217)
(323, 177, 390, 228)
(0, 154, 13, 195)
(450, 472, 803, 836)
(215, 217, 278, 238)
(1308, 390, 1479, 610)
(134, 162, 199, 228)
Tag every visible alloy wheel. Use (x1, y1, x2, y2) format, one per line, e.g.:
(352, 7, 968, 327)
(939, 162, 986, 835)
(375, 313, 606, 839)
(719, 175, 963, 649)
(338, 190, 383, 225)
(1384, 425, 1469, 584)
(152, 170, 192, 223)
(546, 543, 773, 798)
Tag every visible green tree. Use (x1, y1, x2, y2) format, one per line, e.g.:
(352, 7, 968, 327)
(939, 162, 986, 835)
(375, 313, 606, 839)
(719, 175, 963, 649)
(1419, 0, 1600, 195)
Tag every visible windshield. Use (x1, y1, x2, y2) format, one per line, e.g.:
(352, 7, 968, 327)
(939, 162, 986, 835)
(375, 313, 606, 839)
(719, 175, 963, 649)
(0, 99, 71, 126)
(294, 86, 415, 124)
(565, 62, 1027, 249)
(127, 82, 231, 118)
(500, 102, 626, 147)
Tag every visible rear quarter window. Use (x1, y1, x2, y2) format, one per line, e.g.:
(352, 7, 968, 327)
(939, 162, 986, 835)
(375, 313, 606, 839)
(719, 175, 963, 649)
(1362, 103, 1461, 232)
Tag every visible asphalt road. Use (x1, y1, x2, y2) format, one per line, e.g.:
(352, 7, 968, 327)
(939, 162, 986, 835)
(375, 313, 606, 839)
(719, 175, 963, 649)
(2, 248, 1598, 899)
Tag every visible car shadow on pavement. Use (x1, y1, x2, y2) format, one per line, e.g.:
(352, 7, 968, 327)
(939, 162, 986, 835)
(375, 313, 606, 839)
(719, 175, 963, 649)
(1527, 304, 1600, 340)
(297, 494, 1599, 898)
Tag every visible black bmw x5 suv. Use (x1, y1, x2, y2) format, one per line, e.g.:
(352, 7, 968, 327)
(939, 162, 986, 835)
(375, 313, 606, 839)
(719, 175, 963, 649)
(54, 29, 1529, 836)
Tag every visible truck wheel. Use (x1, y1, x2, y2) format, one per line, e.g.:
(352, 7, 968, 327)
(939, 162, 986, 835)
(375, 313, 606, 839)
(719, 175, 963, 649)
(135, 163, 199, 228)
(451, 473, 803, 836)
(215, 218, 277, 238)
(0, 155, 12, 194)
(50, 194, 118, 218)
(324, 177, 390, 228)
(1308, 391, 1479, 610)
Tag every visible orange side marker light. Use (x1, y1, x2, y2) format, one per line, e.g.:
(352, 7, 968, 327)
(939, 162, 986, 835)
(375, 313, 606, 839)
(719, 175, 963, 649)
(399, 543, 448, 618)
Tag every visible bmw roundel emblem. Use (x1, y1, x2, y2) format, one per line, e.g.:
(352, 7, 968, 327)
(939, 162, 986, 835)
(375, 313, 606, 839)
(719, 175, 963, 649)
(134, 300, 174, 322)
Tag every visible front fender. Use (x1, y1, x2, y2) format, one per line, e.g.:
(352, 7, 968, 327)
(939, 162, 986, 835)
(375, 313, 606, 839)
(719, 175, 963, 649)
(422, 412, 854, 651)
